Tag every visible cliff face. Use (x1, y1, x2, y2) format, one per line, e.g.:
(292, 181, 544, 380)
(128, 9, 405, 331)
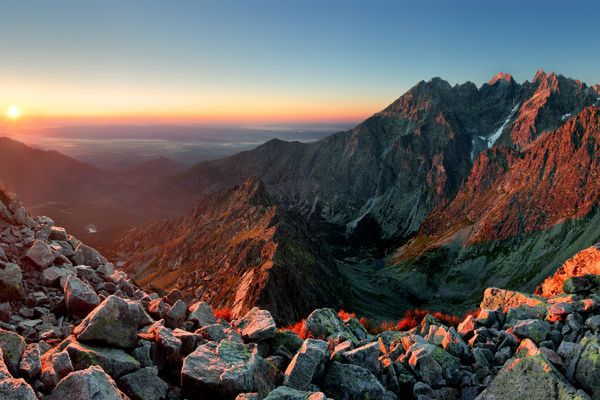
(115, 177, 342, 324)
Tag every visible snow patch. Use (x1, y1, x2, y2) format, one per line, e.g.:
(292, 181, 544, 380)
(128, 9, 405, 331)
(561, 113, 572, 122)
(485, 103, 520, 148)
(346, 196, 382, 232)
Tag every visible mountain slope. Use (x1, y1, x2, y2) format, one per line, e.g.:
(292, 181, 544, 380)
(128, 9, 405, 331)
(114, 177, 343, 323)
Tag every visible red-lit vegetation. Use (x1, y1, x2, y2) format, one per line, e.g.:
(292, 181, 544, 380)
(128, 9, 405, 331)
(213, 308, 232, 322)
(282, 308, 477, 337)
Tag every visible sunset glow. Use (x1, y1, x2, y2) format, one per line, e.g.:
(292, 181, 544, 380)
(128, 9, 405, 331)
(6, 106, 21, 120)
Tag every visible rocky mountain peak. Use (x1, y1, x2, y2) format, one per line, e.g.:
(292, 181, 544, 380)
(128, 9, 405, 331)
(488, 72, 514, 86)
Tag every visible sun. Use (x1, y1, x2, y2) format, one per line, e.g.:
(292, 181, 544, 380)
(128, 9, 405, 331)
(6, 106, 21, 120)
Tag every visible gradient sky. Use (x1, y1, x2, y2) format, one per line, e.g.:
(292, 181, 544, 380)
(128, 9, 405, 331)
(1, 0, 599, 125)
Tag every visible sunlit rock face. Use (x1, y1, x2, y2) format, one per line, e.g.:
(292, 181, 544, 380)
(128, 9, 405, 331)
(115, 177, 342, 324)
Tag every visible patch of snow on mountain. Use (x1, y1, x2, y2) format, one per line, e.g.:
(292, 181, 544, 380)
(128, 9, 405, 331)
(561, 113, 572, 122)
(486, 103, 520, 148)
(346, 196, 382, 232)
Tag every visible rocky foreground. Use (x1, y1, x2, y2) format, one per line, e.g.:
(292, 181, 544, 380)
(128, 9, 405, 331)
(0, 195, 599, 399)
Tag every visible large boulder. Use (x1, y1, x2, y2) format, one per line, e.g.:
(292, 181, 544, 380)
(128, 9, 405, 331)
(117, 367, 169, 400)
(47, 366, 125, 400)
(63, 275, 100, 317)
(342, 341, 381, 375)
(25, 239, 56, 269)
(283, 339, 328, 391)
(74, 295, 138, 348)
(304, 309, 350, 339)
(476, 339, 587, 400)
(40, 349, 74, 390)
(19, 343, 41, 380)
(181, 340, 262, 399)
(0, 263, 24, 300)
(77, 244, 108, 269)
(0, 329, 26, 374)
(66, 341, 140, 378)
(480, 288, 548, 323)
(188, 301, 217, 328)
(0, 348, 37, 400)
(165, 299, 187, 329)
(321, 362, 386, 400)
(573, 337, 600, 398)
(233, 307, 277, 342)
(264, 386, 328, 399)
(512, 319, 551, 344)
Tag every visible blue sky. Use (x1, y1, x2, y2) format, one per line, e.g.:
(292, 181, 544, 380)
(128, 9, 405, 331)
(0, 0, 598, 123)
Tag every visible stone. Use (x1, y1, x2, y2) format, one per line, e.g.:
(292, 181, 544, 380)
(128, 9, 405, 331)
(188, 301, 217, 328)
(0, 377, 37, 400)
(304, 309, 350, 340)
(457, 315, 476, 338)
(476, 340, 584, 400)
(584, 315, 600, 332)
(321, 362, 385, 400)
(63, 275, 100, 317)
(0, 329, 26, 373)
(234, 307, 277, 342)
(0, 263, 24, 300)
(342, 341, 381, 375)
(148, 298, 167, 320)
(74, 295, 138, 348)
(197, 323, 227, 342)
(77, 244, 107, 269)
(19, 343, 41, 380)
(117, 366, 169, 400)
(66, 341, 140, 378)
(40, 349, 73, 390)
(49, 226, 68, 241)
(264, 386, 328, 399)
(41, 265, 74, 288)
(25, 239, 56, 269)
(512, 319, 551, 344)
(573, 337, 600, 398)
(47, 366, 124, 400)
(165, 299, 187, 329)
(181, 340, 261, 399)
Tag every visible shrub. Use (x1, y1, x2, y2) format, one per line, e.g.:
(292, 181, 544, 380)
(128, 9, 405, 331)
(213, 308, 232, 322)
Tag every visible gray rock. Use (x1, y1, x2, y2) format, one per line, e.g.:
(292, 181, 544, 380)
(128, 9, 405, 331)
(0, 263, 24, 300)
(47, 365, 124, 400)
(512, 319, 551, 344)
(165, 299, 187, 329)
(181, 340, 261, 399)
(264, 385, 328, 399)
(63, 275, 100, 317)
(74, 295, 138, 348)
(342, 341, 381, 375)
(25, 239, 56, 269)
(188, 301, 216, 328)
(40, 349, 73, 390)
(304, 309, 349, 339)
(0, 329, 26, 373)
(321, 362, 385, 400)
(584, 315, 600, 332)
(234, 307, 277, 342)
(49, 226, 68, 241)
(117, 367, 169, 400)
(66, 341, 140, 378)
(0, 371, 37, 400)
(41, 265, 74, 288)
(19, 343, 41, 380)
(573, 337, 600, 398)
(77, 244, 107, 269)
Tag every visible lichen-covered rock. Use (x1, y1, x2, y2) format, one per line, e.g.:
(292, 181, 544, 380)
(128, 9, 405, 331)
(476, 340, 588, 400)
(63, 275, 100, 317)
(480, 288, 548, 323)
(304, 309, 350, 340)
(25, 239, 56, 269)
(66, 341, 140, 378)
(342, 341, 381, 375)
(511, 319, 551, 344)
(18, 343, 41, 380)
(0, 329, 26, 374)
(0, 348, 37, 400)
(117, 366, 169, 400)
(47, 366, 125, 400)
(40, 349, 74, 390)
(264, 385, 329, 399)
(234, 307, 277, 342)
(181, 340, 261, 399)
(573, 337, 600, 398)
(74, 295, 138, 348)
(188, 301, 216, 328)
(321, 362, 386, 400)
(165, 299, 187, 329)
(0, 263, 24, 300)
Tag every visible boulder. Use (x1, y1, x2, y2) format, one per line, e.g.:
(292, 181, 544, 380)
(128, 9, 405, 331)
(41, 265, 74, 288)
(321, 362, 385, 400)
(0, 263, 24, 300)
(47, 366, 124, 400)
(480, 288, 547, 323)
(74, 295, 138, 348)
(0, 329, 26, 373)
(40, 349, 74, 390)
(49, 226, 68, 241)
(342, 341, 381, 375)
(304, 309, 349, 339)
(476, 340, 586, 400)
(25, 239, 56, 269)
(0, 348, 37, 400)
(234, 307, 277, 342)
(188, 301, 217, 328)
(77, 244, 107, 269)
(66, 341, 140, 378)
(19, 343, 41, 380)
(181, 340, 261, 399)
(512, 319, 551, 344)
(573, 337, 600, 398)
(264, 386, 328, 399)
(117, 367, 169, 400)
(165, 299, 187, 329)
(63, 275, 100, 317)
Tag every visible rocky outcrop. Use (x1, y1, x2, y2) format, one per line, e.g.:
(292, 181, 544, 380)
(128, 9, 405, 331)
(115, 177, 342, 324)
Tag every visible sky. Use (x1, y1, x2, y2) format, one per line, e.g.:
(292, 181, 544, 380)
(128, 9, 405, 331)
(1, 0, 599, 126)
